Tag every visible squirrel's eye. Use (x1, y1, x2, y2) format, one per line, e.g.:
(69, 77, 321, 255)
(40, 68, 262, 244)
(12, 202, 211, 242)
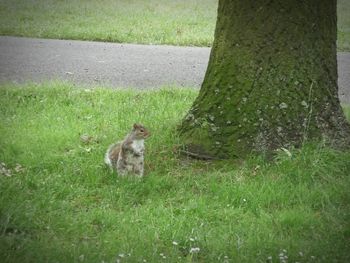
(140, 129, 144, 132)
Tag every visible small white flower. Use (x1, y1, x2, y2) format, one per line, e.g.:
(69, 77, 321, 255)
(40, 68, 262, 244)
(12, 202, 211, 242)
(189, 237, 195, 242)
(279, 102, 288, 109)
(301, 100, 308, 108)
(118, 254, 125, 258)
(243, 198, 247, 202)
(189, 247, 200, 253)
(172, 241, 178, 246)
(186, 113, 194, 120)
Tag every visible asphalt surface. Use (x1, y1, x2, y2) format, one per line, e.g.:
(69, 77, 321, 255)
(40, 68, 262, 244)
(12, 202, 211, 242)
(0, 36, 349, 103)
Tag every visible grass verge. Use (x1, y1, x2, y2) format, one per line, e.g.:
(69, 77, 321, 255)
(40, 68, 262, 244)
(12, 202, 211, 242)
(338, 0, 350, 51)
(0, 0, 216, 47)
(0, 0, 350, 50)
(0, 82, 350, 262)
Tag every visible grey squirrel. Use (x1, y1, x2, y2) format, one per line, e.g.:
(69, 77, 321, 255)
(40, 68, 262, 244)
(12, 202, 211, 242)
(104, 123, 150, 177)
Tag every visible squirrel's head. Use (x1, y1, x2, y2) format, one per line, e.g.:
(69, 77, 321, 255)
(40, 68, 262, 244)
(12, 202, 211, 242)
(132, 123, 150, 139)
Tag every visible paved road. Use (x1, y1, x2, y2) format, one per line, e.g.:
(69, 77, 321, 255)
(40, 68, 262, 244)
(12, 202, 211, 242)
(0, 36, 349, 103)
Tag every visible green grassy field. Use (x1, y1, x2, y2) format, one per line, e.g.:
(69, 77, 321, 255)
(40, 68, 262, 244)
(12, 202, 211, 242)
(0, 0, 216, 47)
(0, 0, 350, 50)
(338, 0, 350, 51)
(1, 83, 350, 262)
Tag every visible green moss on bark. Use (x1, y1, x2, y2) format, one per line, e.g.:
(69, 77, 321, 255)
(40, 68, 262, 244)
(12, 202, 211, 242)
(179, 0, 350, 159)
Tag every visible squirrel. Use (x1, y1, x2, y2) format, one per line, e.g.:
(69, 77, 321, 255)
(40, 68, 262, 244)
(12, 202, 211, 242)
(104, 123, 150, 177)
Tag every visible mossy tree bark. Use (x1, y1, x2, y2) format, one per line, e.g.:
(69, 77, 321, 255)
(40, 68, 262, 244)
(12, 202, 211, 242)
(179, 0, 350, 159)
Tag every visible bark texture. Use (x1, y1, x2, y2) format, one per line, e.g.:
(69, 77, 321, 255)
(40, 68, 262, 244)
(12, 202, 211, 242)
(179, 0, 350, 159)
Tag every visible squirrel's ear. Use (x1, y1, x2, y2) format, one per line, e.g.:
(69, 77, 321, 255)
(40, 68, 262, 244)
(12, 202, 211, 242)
(133, 123, 139, 130)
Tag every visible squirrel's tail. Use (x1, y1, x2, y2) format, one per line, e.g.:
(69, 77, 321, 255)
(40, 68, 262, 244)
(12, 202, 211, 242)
(104, 150, 112, 167)
(104, 143, 114, 167)
(104, 142, 121, 168)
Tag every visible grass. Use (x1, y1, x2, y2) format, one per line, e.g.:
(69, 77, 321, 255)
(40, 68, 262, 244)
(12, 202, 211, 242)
(0, 82, 350, 262)
(338, 0, 350, 51)
(0, 0, 216, 47)
(0, 0, 350, 50)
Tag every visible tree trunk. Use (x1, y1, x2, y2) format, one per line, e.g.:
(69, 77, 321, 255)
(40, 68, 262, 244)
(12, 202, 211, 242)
(179, 0, 350, 159)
